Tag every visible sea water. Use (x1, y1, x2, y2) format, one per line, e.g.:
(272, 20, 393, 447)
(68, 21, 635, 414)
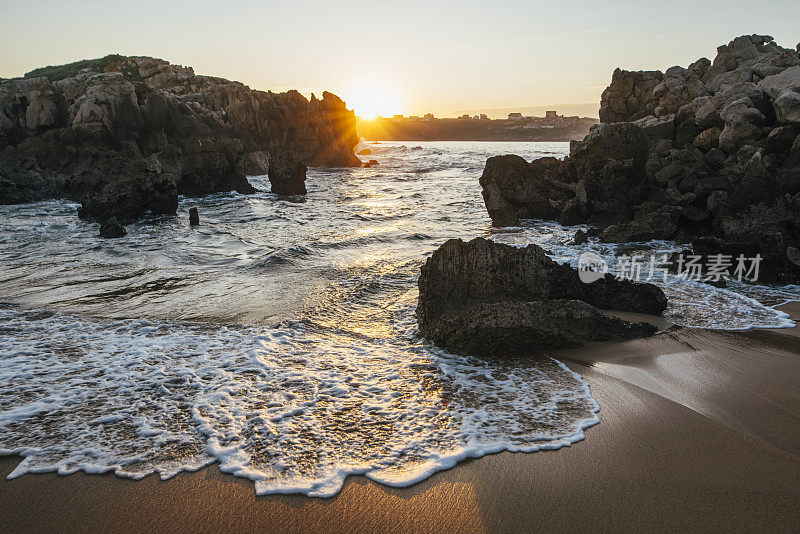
(0, 141, 796, 496)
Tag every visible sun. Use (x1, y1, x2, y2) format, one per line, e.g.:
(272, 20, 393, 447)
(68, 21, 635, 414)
(346, 82, 403, 119)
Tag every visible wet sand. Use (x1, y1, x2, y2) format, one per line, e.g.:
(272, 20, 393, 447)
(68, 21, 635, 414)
(1, 306, 799, 533)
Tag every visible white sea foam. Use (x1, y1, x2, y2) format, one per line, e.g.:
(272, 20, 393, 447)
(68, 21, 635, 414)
(0, 306, 599, 497)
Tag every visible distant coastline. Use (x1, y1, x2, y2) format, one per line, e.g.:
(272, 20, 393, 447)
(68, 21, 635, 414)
(356, 114, 598, 142)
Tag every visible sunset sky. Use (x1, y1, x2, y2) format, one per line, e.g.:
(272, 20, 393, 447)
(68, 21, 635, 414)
(2, 1, 799, 117)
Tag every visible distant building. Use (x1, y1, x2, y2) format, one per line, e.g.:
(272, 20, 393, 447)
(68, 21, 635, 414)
(546, 110, 557, 118)
(508, 112, 523, 120)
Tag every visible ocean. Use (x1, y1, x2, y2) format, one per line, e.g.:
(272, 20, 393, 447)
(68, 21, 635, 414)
(0, 141, 797, 496)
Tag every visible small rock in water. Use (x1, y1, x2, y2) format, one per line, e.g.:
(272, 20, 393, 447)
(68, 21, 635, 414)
(573, 229, 589, 245)
(99, 217, 127, 238)
(189, 207, 200, 226)
(363, 159, 380, 168)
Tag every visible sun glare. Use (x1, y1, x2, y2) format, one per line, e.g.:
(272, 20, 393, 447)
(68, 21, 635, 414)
(346, 82, 402, 119)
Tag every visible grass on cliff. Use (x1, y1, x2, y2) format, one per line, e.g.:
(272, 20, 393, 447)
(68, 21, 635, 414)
(24, 55, 141, 82)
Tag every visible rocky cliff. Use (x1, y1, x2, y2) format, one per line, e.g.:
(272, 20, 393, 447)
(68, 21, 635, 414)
(480, 35, 800, 280)
(0, 55, 360, 221)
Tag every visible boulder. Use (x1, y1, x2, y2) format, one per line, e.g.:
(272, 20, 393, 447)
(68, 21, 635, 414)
(771, 90, 800, 125)
(416, 238, 666, 355)
(99, 217, 127, 238)
(652, 66, 710, 116)
(765, 126, 799, 153)
(693, 127, 721, 150)
(189, 207, 199, 226)
(268, 152, 307, 195)
(479, 155, 568, 226)
(759, 65, 800, 94)
(599, 69, 663, 123)
(633, 114, 675, 142)
(718, 97, 767, 154)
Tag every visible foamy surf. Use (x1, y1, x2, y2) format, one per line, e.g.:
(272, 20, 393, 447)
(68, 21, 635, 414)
(0, 306, 599, 497)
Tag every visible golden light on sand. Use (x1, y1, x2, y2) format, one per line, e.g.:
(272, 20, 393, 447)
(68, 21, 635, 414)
(346, 82, 403, 119)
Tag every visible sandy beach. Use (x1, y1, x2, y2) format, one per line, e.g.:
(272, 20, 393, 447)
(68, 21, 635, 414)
(1, 304, 798, 533)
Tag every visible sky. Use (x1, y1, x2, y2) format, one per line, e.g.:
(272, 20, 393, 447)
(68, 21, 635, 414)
(1, 0, 799, 118)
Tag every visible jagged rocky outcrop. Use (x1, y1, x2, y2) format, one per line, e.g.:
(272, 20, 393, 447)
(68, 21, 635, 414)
(417, 238, 667, 355)
(0, 55, 360, 221)
(480, 35, 800, 281)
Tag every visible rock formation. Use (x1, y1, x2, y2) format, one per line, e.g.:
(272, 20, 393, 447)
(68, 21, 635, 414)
(417, 238, 667, 355)
(99, 217, 127, 238)
(268, 152, 307, 195)
(0, 54, 360, 220)
(480, 35, 800, 281)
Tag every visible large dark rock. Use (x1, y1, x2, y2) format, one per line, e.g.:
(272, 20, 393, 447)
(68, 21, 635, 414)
(479, 155, 564, 226)
(479, 35, 800, 281)
(268, 152, 307, 195)
(417, 238, 667, 355)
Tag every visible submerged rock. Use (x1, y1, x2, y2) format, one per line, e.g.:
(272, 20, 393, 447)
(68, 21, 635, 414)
(417, 238, 666, 356)
(99, 217, 127, 238)
(269, 152, 307, 195)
